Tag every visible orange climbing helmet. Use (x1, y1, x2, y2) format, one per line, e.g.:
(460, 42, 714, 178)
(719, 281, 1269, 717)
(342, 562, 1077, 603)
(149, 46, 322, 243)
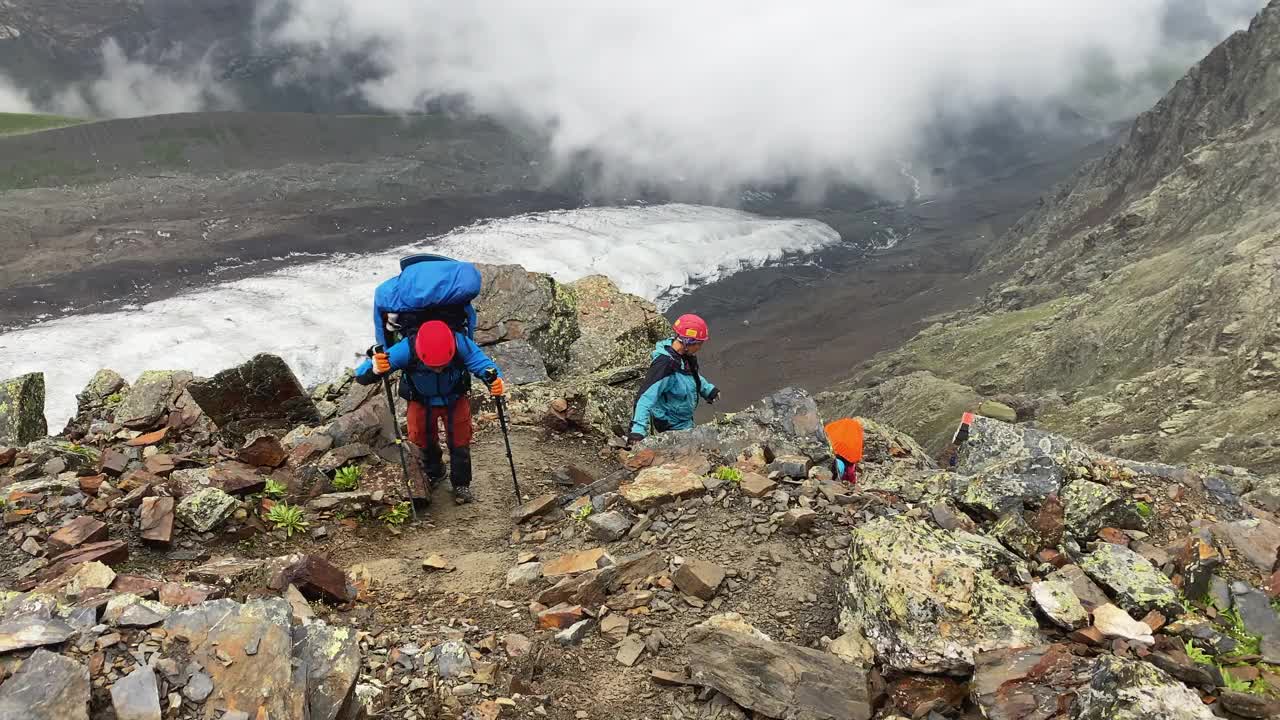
(672, 314, 709, 343)
(825, 417, 865, 464)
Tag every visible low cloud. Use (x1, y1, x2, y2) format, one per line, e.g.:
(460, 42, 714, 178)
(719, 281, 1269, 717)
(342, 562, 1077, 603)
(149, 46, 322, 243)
(0, 73, 36, 114)
(0, 39, 237, 119)
(258, 0, 1266, 197)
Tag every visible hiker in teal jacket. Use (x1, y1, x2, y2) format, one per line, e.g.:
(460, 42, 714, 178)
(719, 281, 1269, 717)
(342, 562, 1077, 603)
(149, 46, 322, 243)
(628, 314, 719, 444)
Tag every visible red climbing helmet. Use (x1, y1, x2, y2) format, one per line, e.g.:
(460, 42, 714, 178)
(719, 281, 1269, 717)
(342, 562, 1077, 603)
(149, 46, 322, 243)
(672, 314, 710, 343)
(414, 320, 457, 367)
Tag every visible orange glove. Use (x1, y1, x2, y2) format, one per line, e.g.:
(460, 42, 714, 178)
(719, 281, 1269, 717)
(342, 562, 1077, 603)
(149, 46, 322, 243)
(373, 352, 391, 375)
(489, 377, 505, 397)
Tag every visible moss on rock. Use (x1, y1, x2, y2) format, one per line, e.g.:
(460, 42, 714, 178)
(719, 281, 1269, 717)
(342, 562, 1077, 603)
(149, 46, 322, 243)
(839, 516, 1039, 674)
(0, 372, 47, 446)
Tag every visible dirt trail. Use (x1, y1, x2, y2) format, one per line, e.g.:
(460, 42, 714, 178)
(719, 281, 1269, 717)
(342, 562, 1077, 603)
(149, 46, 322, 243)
(331, 424, 611, 598)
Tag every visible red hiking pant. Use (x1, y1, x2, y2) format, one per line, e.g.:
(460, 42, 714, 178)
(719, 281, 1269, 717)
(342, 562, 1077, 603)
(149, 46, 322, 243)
(406, 397, 473, 450)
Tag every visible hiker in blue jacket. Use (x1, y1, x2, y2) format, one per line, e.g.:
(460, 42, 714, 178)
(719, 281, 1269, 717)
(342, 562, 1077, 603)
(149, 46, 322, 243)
(355, 320, 503, 504)
(628, 314, 719, 446)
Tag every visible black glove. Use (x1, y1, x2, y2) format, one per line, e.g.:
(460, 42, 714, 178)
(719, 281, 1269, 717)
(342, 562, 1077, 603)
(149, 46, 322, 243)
(706, 388, 720, 404)
(626, 432, 645, 448)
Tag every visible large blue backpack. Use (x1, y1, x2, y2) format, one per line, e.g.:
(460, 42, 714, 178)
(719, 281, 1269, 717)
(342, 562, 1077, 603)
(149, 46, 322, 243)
(372, 254, 482, 349)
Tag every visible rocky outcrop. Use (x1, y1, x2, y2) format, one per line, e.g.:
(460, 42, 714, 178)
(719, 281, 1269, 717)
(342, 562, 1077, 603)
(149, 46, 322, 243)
(839, 516, 1039, 673)
(474, 264, 581, 376)
(640, 386, 830, 462)
(564, 274, 668, 375)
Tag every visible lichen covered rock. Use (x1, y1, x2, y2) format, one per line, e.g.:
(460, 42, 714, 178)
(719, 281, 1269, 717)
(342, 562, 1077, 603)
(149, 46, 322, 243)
(1062, 479, 1140, 538)
(952, 455, 1064, 519)
(176, 487, 238, 532)
(0, 372, 47, 445)
(566, 274, 668, 376)
(475, 264, 581, 376)
(1080, 543, 1181, 617)
(113, 370, 182, 430)
(956, 416, 1099, 475)
(1071, 655, 1214, 719)
(839, 517, 1039, 674)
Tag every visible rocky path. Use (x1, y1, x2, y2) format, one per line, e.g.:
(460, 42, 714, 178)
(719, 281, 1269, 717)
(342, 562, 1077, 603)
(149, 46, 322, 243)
(1, 260, 1279, 720)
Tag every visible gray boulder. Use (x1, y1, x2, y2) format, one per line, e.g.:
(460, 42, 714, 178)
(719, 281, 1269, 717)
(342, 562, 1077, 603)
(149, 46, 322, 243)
(485, 340, 550, 385)
(474, 264, 581, 376)
(565, 274, 668, 375)
(176, 487, 238, 532)
(951, 455, 1064, 519)
(188, 354, 317, 437)
(1062, 479, 1139, 538)
(839, 517, 1039, 673)
(956, 416, 1099, 475)
(1072, 655, 1214, 719)
(110, 665, 162, 720)
(0, 648, 89, 719)
(1080, 543, 1181, 617)
(294, 620, 362, 720)
(642, 387, 831, 463)
(0, 372, 47, 445)
(114, 370, 183, 429)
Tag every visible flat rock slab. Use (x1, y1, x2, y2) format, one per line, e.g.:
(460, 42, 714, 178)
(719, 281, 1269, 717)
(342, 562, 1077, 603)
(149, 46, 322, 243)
(163, 598, 302, 719)
(293, 621, 361, 720)
(46, 516, 109, 554)
(187, 557, 267, 585)
(1092, 603, 1154, 646)
(0, 615, 76, 653)
(1230, 583, 1280, 664)
(0, 648, 89, 719)
(1212, 518, 1280, 575)
(110, 665, 162, 720)
(1080, 543, 1181, 616)
(619, 465, 705, 511)
(972, 644, 1093, 720)
(511, 493, 559, 523)
(139, 497, 175, 544)
(840, 517, 1038, 673)
(543, 548, 609, 578)
(210, 461, 266, 495)
(687, 626, 872, 720)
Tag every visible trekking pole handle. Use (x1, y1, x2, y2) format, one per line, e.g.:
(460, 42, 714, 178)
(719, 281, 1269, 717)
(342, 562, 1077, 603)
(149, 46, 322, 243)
(481, 368, 498, 384)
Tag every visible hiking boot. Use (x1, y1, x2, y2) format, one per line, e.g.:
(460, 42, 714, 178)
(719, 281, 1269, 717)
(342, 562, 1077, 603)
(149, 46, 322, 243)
(453, 485, 474, 505)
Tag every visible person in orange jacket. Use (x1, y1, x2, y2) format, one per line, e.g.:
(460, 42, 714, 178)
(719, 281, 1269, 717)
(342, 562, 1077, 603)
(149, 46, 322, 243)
(825, 417, 864, 484)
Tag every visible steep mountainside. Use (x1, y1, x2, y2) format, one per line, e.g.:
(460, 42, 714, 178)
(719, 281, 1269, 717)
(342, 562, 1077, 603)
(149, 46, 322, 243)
(822, 0, 1280, 473)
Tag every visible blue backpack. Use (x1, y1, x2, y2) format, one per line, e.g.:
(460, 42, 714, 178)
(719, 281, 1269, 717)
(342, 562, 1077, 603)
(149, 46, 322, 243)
(373, 254, 482, 349)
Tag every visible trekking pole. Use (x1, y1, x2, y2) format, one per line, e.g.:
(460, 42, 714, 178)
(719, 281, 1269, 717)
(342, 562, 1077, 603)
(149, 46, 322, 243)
(373, 345, 419, 522)
(483, 369, 522, 502)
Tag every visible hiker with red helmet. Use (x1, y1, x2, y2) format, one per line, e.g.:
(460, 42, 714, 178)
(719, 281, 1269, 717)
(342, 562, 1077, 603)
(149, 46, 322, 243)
(627, 314, 720, 446)
(354, 320, 503, 504)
